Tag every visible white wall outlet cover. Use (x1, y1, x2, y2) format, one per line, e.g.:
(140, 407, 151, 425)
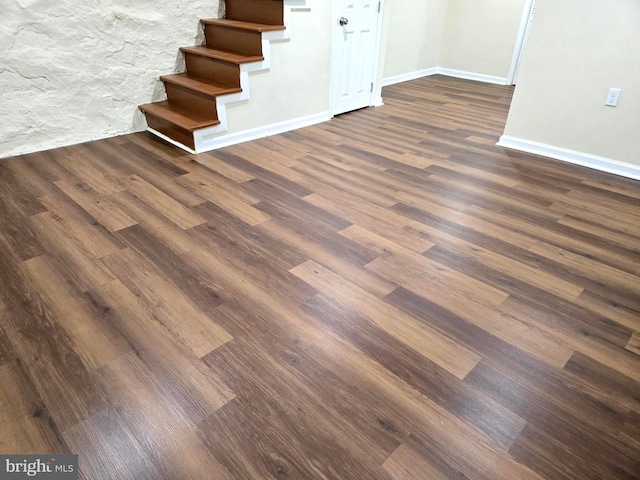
(605, 88, 622, 107)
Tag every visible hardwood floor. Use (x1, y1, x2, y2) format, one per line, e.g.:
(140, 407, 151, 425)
(1, 75, 639, 479)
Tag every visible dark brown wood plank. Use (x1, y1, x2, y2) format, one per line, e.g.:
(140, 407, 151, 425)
(62, 406, 161, 480)
(0, 162, 47, 261)
(499, 296, 640, 382)
(22, 255, 130, 370)
(85, 279, 235, 424)
(0, 247, 109, 432)
(302, 293, 527, 450)
(53, 179, 138, 232)
(204, 334, 399, 480)
(243, 177, 352, 231)
(197, 399, 313, 480)
(28, 212, 123, 292)
(93, 352, 234, 479)
(1, 74, 638, 479)
(190, 200, 309, 271)
(0, 360, 70, 454)
(99, 247, 232, 358)
(290, 260, 482, 380)
(0, 328, 12, 367)
(113, 222, 226, 313)
(562, 351, 640, 413)
(110, 190, 197, 254)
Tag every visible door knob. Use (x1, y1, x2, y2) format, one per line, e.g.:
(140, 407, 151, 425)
(339, 17, 349, 26)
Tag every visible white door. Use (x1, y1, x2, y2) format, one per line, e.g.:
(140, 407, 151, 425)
(330, 0, 382, 115)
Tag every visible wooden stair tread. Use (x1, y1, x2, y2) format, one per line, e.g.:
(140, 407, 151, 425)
(160, 73, 242, 97)
(140, 1, 287, 150)
(201, 18, 285, 32)
(180, 46, 264, 64)
(139, 101, 220, 131)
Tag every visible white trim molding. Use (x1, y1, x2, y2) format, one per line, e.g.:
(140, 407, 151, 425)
(193, 111, 331, 154)
(435, 68, 508, 85)
(507, 0, 535, 85)
(148, 128, 197, 154)
(497, 135, 640, 181)
(382, 67, 508, 87)
(381, 68, 439, 87)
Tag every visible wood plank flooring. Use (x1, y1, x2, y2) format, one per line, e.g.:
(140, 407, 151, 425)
(1, 75, 639, 479)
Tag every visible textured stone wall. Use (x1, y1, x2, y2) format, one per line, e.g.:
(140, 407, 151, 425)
(0, 0, 223, 158)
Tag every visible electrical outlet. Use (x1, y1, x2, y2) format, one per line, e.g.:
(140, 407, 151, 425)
(605, 88, 621, 107)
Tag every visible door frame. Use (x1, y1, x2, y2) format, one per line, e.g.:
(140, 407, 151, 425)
(329, 0, 386, 116)
(507, 0, 536, 85)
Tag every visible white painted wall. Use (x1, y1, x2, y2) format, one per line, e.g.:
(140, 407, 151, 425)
(502, 0, 640, 167)
(0, 0, 223, 158)
(381, 0, 528, 84)
(382, 0, 448, 80)
(223, 3, 332, 135)
(440, 0, 527, 80)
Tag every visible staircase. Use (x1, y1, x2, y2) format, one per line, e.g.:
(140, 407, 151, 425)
(139, 0, 291, 153)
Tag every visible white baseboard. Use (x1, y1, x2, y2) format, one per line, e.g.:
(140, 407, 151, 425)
(436, 68, 508, 85)
(497, 135, 640, 181)
(381, 68, 439, 87)
(147, 128, 197, 154)
(382, 67, 509, 87)
(192, 111, 332, 154)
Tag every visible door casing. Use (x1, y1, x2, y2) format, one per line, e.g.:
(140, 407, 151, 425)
(507, 0, 537, 85)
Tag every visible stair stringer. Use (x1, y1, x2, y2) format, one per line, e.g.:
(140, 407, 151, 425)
(149, 0, 312, 154)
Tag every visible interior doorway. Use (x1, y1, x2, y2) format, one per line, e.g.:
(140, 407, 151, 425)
(330, 0, 385, 115)
(508, 0, 538, 85)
